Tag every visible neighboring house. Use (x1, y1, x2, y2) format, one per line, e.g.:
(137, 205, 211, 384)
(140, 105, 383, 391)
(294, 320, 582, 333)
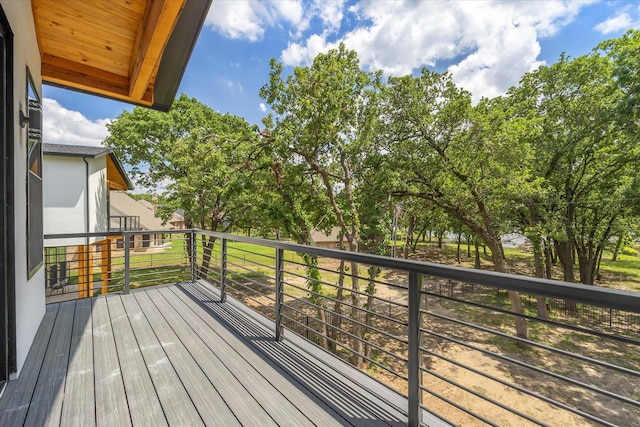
(0, 0, 211, 383)
(43, 143, 133, 245)
(169, 211, 186, 230)
(310, 228, 349, 249)
(109, 191, 175, 250)
(42, 144, 133, 300)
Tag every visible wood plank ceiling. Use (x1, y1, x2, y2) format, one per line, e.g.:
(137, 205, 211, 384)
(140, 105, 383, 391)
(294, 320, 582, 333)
(32, 0, 186, 107)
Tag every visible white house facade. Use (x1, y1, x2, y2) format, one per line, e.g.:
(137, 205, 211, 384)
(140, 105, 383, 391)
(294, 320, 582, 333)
(43, 144, 132, 247)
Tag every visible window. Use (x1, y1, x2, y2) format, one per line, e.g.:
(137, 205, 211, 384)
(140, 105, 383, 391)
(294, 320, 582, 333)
(26, 69, 43, 278)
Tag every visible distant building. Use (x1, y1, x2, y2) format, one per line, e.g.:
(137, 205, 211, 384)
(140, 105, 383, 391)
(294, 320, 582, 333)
(310, 228, 348, 249)
(109, 191, 177, 250)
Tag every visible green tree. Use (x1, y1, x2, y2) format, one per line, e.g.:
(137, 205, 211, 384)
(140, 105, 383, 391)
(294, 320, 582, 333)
(260, 44, 382, 365)
(381, 70, 530, 339)
(105, 94, 257, 274)
(511, 52, 640, 286)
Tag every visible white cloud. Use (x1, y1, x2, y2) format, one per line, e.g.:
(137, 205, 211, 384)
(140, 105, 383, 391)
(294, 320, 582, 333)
(222, 79, 243, 93)
(595, 5, 640, 34)
(206, 0, 310, 41)
(43, 98, 110, 147)
(278, 0, 593, 102)
(258, 103, 267, 113)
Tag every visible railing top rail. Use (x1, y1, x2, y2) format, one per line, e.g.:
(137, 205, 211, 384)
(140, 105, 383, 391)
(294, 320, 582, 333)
(44, 228, 185, 240)
(193, 229, 640, 314)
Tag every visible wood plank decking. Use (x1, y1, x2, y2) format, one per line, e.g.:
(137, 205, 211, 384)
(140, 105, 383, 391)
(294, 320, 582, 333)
(0, 281, 410, 426)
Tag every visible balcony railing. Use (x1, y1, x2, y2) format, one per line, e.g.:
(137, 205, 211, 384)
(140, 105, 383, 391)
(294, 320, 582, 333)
(44, 229, 640, 426)
(109, 215, 141, 231)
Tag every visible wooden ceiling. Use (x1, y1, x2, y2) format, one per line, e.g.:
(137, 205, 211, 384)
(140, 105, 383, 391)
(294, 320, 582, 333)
(32, 0, 187, 108)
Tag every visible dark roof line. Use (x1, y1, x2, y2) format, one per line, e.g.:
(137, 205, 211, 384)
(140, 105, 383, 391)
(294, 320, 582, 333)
(43, 143, 111, 158)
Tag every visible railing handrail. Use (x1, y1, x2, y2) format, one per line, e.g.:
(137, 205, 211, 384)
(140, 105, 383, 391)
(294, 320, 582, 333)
(190, 229, 640, 314)
(44, 228, 185, 240)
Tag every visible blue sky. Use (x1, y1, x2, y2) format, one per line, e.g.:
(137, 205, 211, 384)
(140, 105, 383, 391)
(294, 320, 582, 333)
(42, 0, 640, 147)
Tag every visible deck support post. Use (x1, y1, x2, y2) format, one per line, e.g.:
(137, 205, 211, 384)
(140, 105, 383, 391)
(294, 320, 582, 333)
(275, 248, 284, 341)
(408, 270, 422, 427)
(124, 233, 131, 294)
(220, 238, 227, 303)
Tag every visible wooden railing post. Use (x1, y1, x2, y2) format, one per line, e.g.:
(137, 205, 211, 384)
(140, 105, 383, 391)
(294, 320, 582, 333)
(220, 238, 227, 303)
(408, 270, 422, 427)
(275, 248, 284, 341)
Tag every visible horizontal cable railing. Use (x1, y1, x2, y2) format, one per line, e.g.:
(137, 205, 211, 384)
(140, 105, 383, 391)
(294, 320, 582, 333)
(43, 230, 191, 301)
(43, 229, 640, 426)
(192, 230, 640, 427)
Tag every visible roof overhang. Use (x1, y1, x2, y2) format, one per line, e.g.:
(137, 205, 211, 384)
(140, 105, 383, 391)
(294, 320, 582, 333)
(43, 143, 134, 191)
(32, 0, 212, 111)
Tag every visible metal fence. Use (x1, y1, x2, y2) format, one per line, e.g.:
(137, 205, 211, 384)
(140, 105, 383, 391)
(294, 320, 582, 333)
(192, 230, 640, 427)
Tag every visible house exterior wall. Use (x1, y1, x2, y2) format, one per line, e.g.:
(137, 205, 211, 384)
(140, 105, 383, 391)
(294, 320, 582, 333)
(2, 0, 45, 376)
(43, 155, 108, 246)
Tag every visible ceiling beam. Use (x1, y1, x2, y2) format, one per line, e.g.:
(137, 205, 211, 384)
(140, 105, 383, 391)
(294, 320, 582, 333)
(42, 54, 154, 106)
(128, 0, 186, 100)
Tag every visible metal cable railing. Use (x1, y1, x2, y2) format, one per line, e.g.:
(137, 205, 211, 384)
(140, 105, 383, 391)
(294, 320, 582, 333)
(44, 229, 640, 426)
(192, 230, 640, 427)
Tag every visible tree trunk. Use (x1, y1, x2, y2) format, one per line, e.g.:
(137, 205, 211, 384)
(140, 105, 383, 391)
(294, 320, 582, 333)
(466, 234, 472, 258)
(349, 258, 363, 367)
(456, 234, 462, 263)
(474, 239, 481, 269)
(302, 254, 328, 349)
(363, 266, 379, 362)
(555, 239, 577, 312)
(611, 235, 624, 261)
(328, 260, 346, 352)
(404, 215, 415, 258)
(530, 234, 548, 320)
(543, 242, 553, 279)
(486, 237, 528, 340)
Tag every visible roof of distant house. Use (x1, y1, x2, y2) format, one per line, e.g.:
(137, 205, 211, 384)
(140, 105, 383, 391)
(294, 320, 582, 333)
(109, 191, 171, 231)
(43, 143, 133, 191)
(310, 227, 347, 243)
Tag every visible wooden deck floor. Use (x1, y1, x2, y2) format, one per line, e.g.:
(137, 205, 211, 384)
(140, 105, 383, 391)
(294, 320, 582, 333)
(0, 281, 410, 426)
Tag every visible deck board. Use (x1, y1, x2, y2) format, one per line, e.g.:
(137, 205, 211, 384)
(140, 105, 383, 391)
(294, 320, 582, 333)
(0, 304, 58, 426)
(133, 291, 241, 426)
(165, 285, 351, 426)
(177, 282, 407, 426)
(120, 291, 205, 427)
(92, 296, 131, 426)
(24, 300, 75, 427)
(0, 281, 414, 426)
(107, 295, 167, 427)
(157, 286, 319, 427)
(145, 287, 282, 427)
(60, 298, 95, 427)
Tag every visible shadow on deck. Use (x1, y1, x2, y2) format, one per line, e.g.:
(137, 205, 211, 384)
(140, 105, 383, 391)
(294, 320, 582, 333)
(0, 281, 415, 426)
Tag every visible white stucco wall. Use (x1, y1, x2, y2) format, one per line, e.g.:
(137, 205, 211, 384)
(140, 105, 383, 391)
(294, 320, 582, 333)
(43, 155, 109, 246)
(2, 0, 46, 376)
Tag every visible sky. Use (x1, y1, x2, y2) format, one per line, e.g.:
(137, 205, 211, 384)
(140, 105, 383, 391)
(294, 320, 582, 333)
(42, 0, 640, 148)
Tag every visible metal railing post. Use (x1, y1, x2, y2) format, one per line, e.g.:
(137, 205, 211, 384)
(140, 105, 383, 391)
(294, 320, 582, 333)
(275, 248, 284, 341)
(408, 270, 422, 427)
(124, 233, 131, 294)
(220, 238, 227, 303)
(191, 230, 197, 282)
